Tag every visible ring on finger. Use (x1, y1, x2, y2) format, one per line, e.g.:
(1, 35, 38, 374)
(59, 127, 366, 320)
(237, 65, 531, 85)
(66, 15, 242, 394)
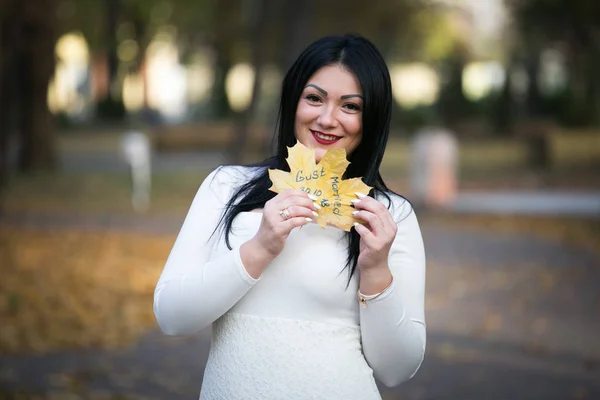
(279, 208, 291, 221)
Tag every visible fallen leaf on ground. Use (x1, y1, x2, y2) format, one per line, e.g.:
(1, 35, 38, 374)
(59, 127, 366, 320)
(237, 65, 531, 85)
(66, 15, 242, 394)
(0, 228, 172, 355)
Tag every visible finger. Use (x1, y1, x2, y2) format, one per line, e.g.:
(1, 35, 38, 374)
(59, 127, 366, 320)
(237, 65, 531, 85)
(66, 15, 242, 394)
(276, 189, 314, 201)
(353, 221, 377, 245)
(352, 196, 396, 234)
(278, 197, 320, 212)
(351, 194, 383, 211)
(265, 192, 313, 215)
(281, 216, 313, 232)
(276, 204, 318, 220)
(352, 209, 384, 235)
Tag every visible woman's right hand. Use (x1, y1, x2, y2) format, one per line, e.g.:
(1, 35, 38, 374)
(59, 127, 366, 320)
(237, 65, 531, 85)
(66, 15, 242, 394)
(240, 189, 319, 278)
(255, 189, 319, 256)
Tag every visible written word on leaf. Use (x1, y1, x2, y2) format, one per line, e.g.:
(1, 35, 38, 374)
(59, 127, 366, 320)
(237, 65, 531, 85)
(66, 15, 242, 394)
(268, 142, 372, 231)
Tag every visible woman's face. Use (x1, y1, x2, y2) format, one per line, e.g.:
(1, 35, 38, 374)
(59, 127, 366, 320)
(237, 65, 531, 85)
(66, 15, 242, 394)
(294, 64, 363, 163)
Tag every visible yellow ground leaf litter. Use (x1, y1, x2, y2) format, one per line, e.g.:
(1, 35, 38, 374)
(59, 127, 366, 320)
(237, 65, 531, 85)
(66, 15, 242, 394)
(0, 228, 173, 355)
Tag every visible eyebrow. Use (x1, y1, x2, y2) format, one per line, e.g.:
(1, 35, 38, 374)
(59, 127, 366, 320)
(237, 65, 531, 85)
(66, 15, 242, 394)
(306, 84, 327, 96)
(305, 84, 364, 100)
(341, 94, 364, 100)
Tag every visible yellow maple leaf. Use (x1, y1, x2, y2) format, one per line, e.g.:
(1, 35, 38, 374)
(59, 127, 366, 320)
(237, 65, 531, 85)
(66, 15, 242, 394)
(268, 142, 372, 231)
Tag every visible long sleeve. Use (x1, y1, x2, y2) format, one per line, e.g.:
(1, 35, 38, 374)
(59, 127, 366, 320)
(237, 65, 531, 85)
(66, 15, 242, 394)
(153, 167, 259, 336)
(359, 200, 426, 387)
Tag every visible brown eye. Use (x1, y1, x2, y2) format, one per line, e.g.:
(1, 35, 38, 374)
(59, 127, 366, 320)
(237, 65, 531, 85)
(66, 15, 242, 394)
(305, 94, 321, 103)
(343, 103, 361, 112)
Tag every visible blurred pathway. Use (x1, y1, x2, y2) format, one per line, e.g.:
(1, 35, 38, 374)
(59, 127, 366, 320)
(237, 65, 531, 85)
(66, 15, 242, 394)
(55, 149, 600, 217)
(450, 190, 600, 217)
(58, 151, 226, 173)
(47, 145, 600, 218)
(1, 214, 599, 399)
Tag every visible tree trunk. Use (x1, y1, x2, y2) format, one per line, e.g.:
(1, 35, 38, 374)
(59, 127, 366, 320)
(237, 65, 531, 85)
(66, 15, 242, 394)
(493, 61, 515, 135)
(17, 1, 57, 172)
(524, 51, 542, 118)
(96, 0, 125, 120)
(131, 4, 150, 111)
(0, 30, 9, 188)
(571, 46, 594, 126)
(591, 49, 600, 126)
(211, 49, 233, 120)
(230, 0, 271, 164)
(0, 0, 18, 187)
(257, 0, 313, 155)
(210, 0, 238, 120)
(106, 0, 121, 98)
(280, 0, 313, 72)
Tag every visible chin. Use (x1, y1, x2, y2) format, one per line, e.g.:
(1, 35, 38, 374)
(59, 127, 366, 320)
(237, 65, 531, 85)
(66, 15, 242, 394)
(314, 148, 327, 163)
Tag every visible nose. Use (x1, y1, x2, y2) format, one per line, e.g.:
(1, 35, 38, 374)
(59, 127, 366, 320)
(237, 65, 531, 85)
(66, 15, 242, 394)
(317, 105, 339, 128)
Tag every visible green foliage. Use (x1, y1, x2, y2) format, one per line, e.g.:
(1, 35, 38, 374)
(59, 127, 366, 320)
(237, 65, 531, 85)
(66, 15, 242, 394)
(506, 0, 600, 128)
(392, 105, 437, 134)
(412, 9, 459, 62)
(57, 0, 214, 59)
(96, 97, 127, 120)
(508, 0, 600, 44)
(536, 88, 595, 127)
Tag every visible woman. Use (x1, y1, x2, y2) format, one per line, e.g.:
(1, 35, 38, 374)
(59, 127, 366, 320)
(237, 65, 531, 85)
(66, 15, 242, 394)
(154, 34, 426, 399)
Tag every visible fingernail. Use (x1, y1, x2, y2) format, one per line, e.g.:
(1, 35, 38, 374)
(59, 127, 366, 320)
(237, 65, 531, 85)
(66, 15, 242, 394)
(350, 199, 361, 204)
(305, 217, 313, 222)
(356, 192, 367, 198)
(307, 194, 318, 200)
(312, 211, 319, 217)
(313, 202, 322, 210)
(352, 210, 359, 216)
(353, 222, 359, 227)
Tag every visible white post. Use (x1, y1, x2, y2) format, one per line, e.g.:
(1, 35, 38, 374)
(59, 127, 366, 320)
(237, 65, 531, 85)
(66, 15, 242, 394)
(121, 131, 152, 213)
(410, 127, 459, 210)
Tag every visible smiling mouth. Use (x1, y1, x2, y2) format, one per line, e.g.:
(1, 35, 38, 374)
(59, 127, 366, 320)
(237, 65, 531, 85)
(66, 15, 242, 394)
(311, 130, 341, 144)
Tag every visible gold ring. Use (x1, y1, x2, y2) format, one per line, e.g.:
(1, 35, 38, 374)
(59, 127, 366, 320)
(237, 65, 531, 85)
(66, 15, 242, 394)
(279, 208, 291, 221)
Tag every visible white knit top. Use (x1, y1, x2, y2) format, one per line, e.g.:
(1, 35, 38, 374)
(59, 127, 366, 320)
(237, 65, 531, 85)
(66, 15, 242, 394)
(153, 166, 427, 400)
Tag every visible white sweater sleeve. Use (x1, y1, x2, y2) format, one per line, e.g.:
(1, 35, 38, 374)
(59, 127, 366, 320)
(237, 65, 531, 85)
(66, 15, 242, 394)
(153, 167, 259, 336)
(359, 201, 426, 387)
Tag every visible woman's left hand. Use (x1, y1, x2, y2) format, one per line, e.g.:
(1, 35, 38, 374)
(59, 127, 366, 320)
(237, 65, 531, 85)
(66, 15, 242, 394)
(351, 193, 398, 271)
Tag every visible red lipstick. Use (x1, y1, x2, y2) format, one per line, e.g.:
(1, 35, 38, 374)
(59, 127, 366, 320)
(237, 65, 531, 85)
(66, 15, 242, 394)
(311, 130, 341, 145)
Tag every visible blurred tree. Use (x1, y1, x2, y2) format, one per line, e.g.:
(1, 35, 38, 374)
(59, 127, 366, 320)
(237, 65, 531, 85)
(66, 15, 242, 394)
(0, 0, 19, 185)
(230, 0, 272, 163)
(507, 0, 600, 126)
(54, 0, 433, 127)
(0, 1, 58, 174)
(206, 0, 242, 120)
(310, 0, 430, 60)
(237, 0, 431, 156)
(95, 0, 127, 119)
(19, 2, 59, 171)
(56, 0, 214, 121)
(436, 42, 472, 129)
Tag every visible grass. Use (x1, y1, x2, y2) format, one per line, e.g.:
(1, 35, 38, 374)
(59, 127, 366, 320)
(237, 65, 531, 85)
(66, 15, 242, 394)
(1, 171, 210, 216)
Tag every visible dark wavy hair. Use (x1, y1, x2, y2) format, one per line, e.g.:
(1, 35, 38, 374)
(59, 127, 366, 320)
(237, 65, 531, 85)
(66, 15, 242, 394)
(217, 33, 397, 284)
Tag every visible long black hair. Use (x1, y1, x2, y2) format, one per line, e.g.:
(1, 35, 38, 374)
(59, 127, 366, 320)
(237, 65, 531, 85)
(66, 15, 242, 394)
(217, 34, 398, 284)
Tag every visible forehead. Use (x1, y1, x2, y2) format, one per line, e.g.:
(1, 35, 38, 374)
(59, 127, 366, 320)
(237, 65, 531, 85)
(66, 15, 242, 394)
(305, 64, 362, 94)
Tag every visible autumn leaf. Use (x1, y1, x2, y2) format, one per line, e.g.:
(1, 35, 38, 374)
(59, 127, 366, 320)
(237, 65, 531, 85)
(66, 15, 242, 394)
(268, 142, 372, 231)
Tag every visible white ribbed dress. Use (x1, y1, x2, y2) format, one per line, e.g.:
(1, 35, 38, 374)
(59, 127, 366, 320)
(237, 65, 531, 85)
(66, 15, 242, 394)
(153, 166, 426, 400)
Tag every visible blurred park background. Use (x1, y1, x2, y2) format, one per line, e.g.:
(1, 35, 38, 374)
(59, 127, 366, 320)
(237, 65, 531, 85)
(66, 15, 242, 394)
(0, 0, 599, 399)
